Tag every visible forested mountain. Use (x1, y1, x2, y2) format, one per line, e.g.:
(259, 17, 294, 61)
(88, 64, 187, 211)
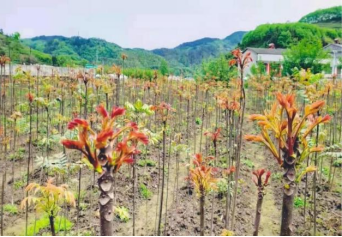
(152, 31, 246, 71)
(22, 36, 168, 69)
(21, 31, 246, 74)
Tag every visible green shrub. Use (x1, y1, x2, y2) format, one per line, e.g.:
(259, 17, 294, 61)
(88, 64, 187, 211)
(139, 184, 152, 199)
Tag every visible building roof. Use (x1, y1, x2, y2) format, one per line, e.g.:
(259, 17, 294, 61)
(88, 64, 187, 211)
(323, 44, 342, 52)
(244, 47, 286, 55)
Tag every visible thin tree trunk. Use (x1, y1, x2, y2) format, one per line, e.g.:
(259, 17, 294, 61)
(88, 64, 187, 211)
(157, 121, 166, 235)
(49, 215, 56, 236)
(253, 189, 264, 236)
(98, 168, 114, 236)
(200, 193, 205, 236)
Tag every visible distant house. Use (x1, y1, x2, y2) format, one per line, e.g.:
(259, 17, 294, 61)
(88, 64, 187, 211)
(243, 44, 286, 77)
(323, 42, 342, 77)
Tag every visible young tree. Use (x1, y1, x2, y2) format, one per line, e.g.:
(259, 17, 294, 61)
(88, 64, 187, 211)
(160, 59, 169, 76)
(252, 169, 271, 236)
(21, 178, 75, 236)
(245, 93, 330, 235)
(61, 104, 148, 235)
(189, 154, 217, 236)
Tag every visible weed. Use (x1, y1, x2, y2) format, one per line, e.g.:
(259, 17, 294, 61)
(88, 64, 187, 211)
(272, 172, 283, 181)
(3, 204, 18, 214)
(115, 206, 130, 222)
(139, 184, 152, 199)
(294, 197, 304, 208)
(137, 159, 156, 167)
(242, 158, 254, 168)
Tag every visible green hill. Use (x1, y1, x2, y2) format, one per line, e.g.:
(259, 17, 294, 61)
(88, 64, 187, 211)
(22, 36, 168, 69)
(21, 32, 245, 75)
(0, 32, 52, 65)
(299, 6, 342, 30)
(240, 22, 341, 49)
(152, 31, 246, 72)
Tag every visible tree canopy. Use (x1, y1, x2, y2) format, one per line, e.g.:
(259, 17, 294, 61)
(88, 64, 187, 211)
(283, 38, 330, 75)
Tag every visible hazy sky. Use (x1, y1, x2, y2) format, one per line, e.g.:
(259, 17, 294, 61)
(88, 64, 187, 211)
(1, 0, 341, 49)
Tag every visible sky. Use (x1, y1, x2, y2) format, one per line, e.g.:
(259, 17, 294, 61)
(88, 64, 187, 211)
(0, 0, 341, 50)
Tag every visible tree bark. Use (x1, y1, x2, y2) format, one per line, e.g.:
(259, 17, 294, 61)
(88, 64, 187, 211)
(98, 168, 114, 236)
(280, 153, 296, 236)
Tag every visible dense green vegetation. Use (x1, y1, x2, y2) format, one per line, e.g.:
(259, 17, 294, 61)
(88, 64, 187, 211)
(0, 31, 52, 64)
(200, 53, 236, 82)
(240, 22, 341, 49)
(283, 38, 330, 75)
(299, 6, 342, 29)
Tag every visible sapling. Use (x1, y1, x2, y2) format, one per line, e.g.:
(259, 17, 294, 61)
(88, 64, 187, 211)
(228, 49, 252, 228)
(204, 128, 221, 235)
(21, 178, 75, 236)
(252, 169, 271, 236)
(151, 102, 174, 236)
(245, 93, 330, 235)
(62, 104, 148, 235)
(189, 154, 217, 236)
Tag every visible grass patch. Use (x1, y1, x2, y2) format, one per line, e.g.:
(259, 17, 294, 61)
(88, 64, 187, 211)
(25, 216, 73, 236)
(139, 184, 152, 199)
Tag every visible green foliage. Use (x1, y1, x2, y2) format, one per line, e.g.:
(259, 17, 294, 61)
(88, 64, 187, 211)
(322, 167, 330, 177)
(333, 158, 342, 167)
(195, 117, 202, 125)
(3, 204, 18, 214)
(294, 197, 305, 208)
(283, 39, 330, 75)
(240, 22, 341, 49)
(139, 184, 152, 199)
(137, 159, 156, 167)
(8, 148, 25, 161)
(115, 206, 130, 222)
(242, 158, 254, 168)
(160, 59, 169, 76)
(217, 178, 228, 195)
(201, 54, 237, 82)
(25, 216, 73, 236)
